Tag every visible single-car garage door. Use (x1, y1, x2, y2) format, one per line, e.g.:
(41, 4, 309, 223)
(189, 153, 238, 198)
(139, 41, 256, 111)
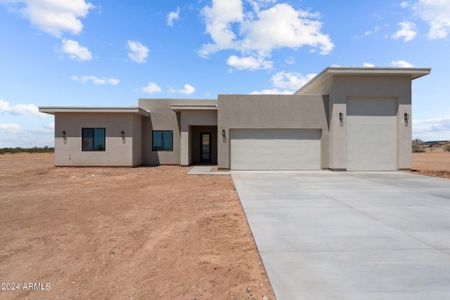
(347, 97, 398, 171)
(230, 129, 321, 170)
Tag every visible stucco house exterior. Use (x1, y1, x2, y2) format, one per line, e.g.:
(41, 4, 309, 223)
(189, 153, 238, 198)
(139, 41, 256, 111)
(39, 67, 430, 171)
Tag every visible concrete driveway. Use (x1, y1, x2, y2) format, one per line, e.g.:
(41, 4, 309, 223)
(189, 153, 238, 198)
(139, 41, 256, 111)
(232, 171, 450, 300)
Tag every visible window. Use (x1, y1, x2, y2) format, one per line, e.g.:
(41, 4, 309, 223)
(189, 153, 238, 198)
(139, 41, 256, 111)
(152, 130, 173, 151)
(82, 128, 106, 151)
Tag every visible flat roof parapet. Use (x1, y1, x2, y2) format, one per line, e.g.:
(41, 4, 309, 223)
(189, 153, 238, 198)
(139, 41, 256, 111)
(39, 106, 149, 116)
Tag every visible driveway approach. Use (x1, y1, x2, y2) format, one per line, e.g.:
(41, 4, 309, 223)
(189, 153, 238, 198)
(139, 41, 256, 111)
(232, 171, 450, 300)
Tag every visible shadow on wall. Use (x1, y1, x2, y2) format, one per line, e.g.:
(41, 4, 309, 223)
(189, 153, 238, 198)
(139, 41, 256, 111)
(322, 95, 330, 131)
(142, 116, 160, 166)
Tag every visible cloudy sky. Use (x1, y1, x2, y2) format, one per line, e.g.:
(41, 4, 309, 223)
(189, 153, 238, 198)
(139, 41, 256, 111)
(0, 0, 449, 147)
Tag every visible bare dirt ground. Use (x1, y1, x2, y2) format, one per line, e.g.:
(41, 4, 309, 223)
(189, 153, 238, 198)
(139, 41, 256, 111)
(0, 153, 274, 300)
(412, 152, 450, 179)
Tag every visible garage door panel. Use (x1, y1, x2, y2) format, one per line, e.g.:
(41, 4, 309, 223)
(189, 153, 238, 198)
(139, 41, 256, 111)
(347, 98, 397, 171)
(230, 129, 321, 170)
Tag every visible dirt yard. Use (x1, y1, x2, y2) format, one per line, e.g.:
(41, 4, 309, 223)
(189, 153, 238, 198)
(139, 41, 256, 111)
(412, 152, 450, 179)
(0, 153, 274, 300)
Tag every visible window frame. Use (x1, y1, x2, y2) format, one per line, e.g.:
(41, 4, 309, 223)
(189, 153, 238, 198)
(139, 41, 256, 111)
(81, 128, 106, 152)
(152, 130, 173, 151)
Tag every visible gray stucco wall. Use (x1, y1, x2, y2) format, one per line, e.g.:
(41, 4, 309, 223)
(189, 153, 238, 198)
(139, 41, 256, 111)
(218, 95, 329, 170)
(329, 76, 412, 170)
(140, 100, 181, 165)
(138, 99, 217, 165)
(54, 113, 142, 166)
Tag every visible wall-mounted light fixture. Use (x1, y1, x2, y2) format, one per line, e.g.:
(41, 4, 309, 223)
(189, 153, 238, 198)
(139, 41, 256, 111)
(222, 129, 226, 142)
(121, 130, 125, 143)
(339, 113, 344, 127)
(62, 130, 67, 144)
(404, 113, 409, 126)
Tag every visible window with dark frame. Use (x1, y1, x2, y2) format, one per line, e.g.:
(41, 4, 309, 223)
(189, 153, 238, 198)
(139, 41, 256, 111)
(152, 130, 173, 151)
(82, 128, 106, 151)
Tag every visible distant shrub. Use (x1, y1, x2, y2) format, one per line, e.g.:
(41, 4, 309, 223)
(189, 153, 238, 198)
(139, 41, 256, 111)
(412, 139, 425, 153)
(446, 145, 450, 152)
(0, 147, 54, 155)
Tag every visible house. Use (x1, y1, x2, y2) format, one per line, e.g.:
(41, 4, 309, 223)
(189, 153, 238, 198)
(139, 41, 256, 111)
(39, 67, 430, 171)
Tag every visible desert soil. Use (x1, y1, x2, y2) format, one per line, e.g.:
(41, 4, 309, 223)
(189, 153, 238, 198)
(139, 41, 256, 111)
(0, 153, 274, 300)
(412, 152, 450, 179)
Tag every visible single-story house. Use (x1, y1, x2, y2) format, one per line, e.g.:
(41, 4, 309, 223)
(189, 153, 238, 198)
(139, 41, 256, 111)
(39, 67, 430, 171)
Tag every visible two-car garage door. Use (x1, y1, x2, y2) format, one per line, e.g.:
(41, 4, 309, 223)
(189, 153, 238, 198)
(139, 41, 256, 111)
(230, 129, 321, 170)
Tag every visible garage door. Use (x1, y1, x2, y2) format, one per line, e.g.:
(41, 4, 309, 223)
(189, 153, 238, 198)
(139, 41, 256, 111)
(230, 129, 321, 170)
(347, 98, 398, 171)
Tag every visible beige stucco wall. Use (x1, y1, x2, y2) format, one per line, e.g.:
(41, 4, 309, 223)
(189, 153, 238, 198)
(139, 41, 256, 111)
(218, 95, 329, 169)
(132, 114, 142, 166)
(329, 76, 412, 170)
(54, 113, 142, 166)
(138, 99, 217, 165)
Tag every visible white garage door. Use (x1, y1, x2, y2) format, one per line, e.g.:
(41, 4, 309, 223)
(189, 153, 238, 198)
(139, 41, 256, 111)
(347, 98, 398, 171)
(230, 129, 321, 170)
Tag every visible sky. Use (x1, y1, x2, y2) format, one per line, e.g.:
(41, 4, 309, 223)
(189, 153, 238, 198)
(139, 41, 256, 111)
(0, 0, 449, 147)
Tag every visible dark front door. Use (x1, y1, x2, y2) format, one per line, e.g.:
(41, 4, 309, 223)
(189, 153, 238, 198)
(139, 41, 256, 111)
(200, 133, 211, 163)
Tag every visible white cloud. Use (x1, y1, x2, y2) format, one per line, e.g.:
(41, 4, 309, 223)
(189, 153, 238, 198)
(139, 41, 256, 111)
(167, 7, 180, 27)
(363, 62, 375, 67)
(0, 122, 54, 147)
(141, 82, 162, 94)
(413, 117, 450, 141)
(0, 123, 22, 134)
(391, 60, 414, 67)
(250, 88, 292, 95)
(200, 0, 243, 56)
(271, 71, 316, 91)
(44, 122, 54, 130)
(71, 75, 119, 86)
(412, 0, 450, 39)
(227, 55, 272, 70)
(392, 21, 417, 42)
(0, 99, 43, 117)
(354, 26, 381, 39)
(400, 1, 410, 8)
(0, 0, 94, 37)
(247, 0, 277, 12)
(200, 1, 333, 59)
(285, 56, 296, 65)
(60, 39, 92, 61)
(240, 4, 333, 55)
(251, 71, 316, 95)
(178, 84, 196, 95)
(127, 40, 149, 63)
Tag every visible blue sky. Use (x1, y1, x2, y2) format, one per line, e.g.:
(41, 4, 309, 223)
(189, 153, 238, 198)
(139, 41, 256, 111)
(0, 0, 449, 147)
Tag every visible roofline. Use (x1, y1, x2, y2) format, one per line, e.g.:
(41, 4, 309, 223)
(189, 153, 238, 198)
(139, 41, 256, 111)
(296, 67, 432, 94)
(139, 98, 217, 101)
(170, 104, 218, 111)
(39, 106, 149, 116)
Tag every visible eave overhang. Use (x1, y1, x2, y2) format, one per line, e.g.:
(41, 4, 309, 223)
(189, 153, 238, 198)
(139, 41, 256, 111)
(38, 106, 149, 117)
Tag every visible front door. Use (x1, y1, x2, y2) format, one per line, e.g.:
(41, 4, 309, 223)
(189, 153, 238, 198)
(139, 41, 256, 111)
(200, 133, 211, 163)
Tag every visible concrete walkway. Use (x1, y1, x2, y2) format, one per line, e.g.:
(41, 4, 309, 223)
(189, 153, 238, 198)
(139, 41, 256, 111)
(232, 171, 450, 300)
(187, 166, 229, 175)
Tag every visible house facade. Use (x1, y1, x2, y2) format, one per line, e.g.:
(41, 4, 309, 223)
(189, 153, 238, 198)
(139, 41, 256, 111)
(39, 67, 430, 171)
